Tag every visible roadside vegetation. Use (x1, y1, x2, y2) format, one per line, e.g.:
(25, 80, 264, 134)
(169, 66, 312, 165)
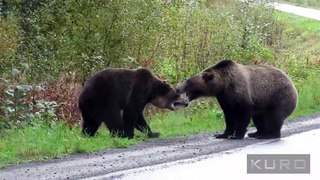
(1, 0, 320, 167)
(275, 11, 320, 117)
(280, 0, 320, 9)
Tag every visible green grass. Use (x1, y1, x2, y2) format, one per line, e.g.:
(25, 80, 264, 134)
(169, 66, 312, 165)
(291, 73, 320, 117)
(0, 120, 137, 168)
(276, 11, 320, 33)
(275, 12, 320, 116)
(0, 108, 225, 168)
(280, 0, 320, 9)
(275, 11, 320, 117)
(150, 108, 225, 137)
(275, 11, 320, 54)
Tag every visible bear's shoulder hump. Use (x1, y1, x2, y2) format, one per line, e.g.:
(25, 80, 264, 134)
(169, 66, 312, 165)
(135, 68, 153, 77)
(212, 59, 236, 70)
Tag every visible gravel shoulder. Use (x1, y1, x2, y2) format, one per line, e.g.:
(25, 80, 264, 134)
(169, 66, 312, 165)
(0, 113, 320, 180)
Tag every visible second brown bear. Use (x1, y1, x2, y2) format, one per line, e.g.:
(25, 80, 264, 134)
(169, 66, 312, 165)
(176, 60, 298, 139)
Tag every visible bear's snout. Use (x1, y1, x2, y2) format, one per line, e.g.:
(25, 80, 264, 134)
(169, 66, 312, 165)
(175, 83, 186, 94)
(173, 98, 189, 108)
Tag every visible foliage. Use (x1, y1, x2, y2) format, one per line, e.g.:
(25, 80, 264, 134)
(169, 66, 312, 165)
(0, 63, 59, 129)
(1, 64, 33, 128)
(1, 1, 320, 167)
(0, 0, 281, 127)
(273, 11, 320, 117)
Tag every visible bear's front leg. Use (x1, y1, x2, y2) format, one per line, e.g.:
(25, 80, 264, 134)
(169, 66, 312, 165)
(229, 106, 252, 140)
(135, 113, 160, 138)
(122, 108, 137, 139)
(123, 126, 134, 139)
(215, 108, 236, 139)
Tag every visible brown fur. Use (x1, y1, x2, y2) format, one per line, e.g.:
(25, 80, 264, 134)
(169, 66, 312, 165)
(79, 68, 185, 139)
(176, 60, 298, 139)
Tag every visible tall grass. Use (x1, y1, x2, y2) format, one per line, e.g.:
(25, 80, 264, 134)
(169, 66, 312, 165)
(292, 72, 320, 117)
(274, 11, 320, 116)
(0, 119, 137, 167)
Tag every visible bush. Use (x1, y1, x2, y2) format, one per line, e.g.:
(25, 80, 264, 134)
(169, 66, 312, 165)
(0, 0, 282, 128)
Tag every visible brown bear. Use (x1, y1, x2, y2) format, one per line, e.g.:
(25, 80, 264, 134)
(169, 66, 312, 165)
(176, 60, 298, 139)
(79, 68, 187, 139)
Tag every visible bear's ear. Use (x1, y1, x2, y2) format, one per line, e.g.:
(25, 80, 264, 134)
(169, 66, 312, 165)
(157, 80, 171, 95)
(202, 72, 214, 82)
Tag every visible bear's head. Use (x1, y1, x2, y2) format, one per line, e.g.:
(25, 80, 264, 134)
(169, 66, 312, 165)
(176, 60, 237, 102)
(134, 68, 188, 110)
(176, 69, 224, 102)
(150, 79, 188, 110)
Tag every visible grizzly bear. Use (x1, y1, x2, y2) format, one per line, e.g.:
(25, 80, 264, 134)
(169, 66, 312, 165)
(176, 60, 297, 139)
(79, 68, 187, 139)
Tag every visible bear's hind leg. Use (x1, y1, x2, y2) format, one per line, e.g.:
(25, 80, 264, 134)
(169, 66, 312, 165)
(103, 109, 125, 138)
(255, 111, 284, 139)
(248, 114, 266, 138)
(256, 88, 296, 139)
(82, 114, 101, 137)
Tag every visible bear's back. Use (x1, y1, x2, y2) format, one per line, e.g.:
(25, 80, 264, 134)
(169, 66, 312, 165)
(86, 68, 135, 89)
(79, 68, 136, 108)
(244, 64, 297, 107)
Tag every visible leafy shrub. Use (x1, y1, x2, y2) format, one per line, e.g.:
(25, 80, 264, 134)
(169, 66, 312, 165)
(1, 64, 33, 129)
(0, 0, 283, 128)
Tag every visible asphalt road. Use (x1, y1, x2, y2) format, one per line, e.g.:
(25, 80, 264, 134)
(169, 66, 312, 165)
(1, 113, 320, 180)
(110, 128, 320, 180)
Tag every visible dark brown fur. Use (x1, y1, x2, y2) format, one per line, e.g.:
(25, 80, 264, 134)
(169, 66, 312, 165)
(176, 60, 298, 139)
(79, 68, 184, 139)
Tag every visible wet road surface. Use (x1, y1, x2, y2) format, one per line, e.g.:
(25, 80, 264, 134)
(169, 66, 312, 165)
(114, 128, 320, 180)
